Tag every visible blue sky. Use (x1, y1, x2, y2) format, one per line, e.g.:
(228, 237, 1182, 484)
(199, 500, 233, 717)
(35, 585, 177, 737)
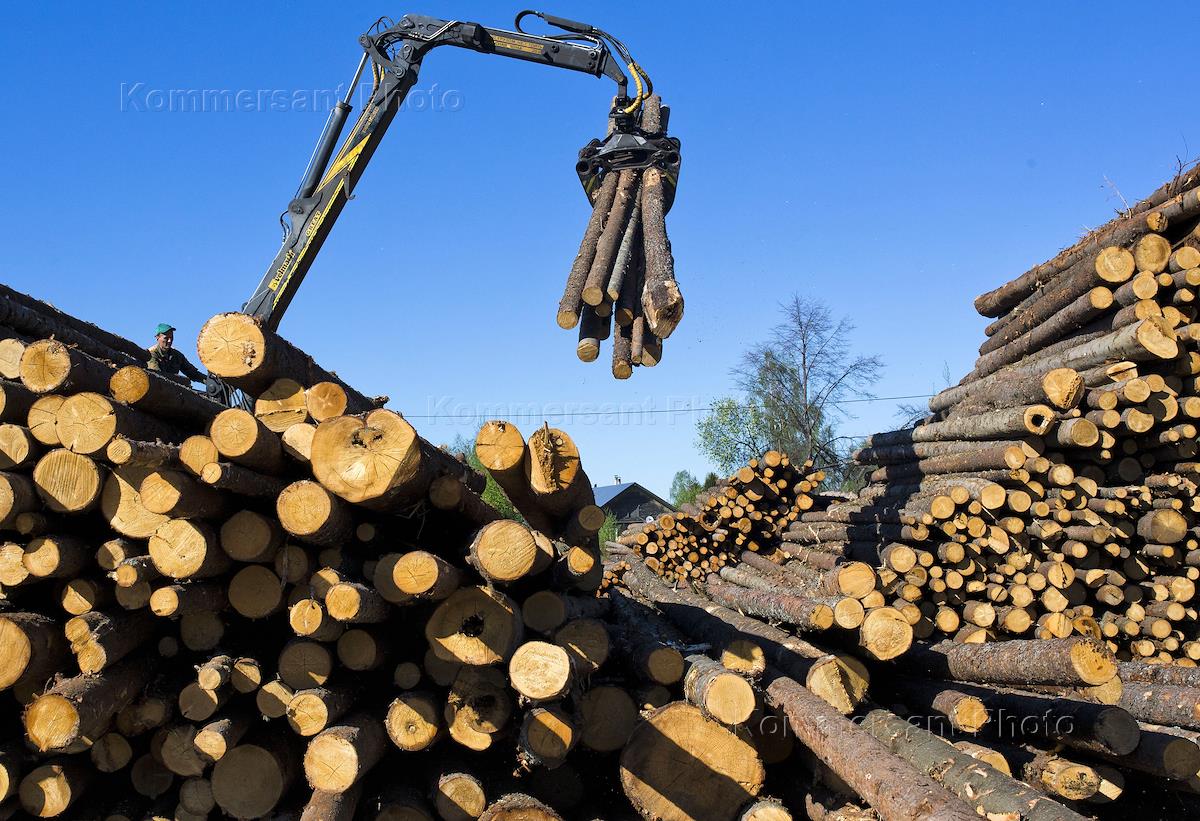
(2, 2, 1197, 497)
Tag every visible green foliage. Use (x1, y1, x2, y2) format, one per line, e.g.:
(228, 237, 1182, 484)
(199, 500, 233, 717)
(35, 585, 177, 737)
(669, 470, 703, 507)
(597, 511, 619, 547)
(694, 397, 777, 474)
(702, 472, 720, 489)
(695, 297, 882, 487)
(444, 435, 520, 521)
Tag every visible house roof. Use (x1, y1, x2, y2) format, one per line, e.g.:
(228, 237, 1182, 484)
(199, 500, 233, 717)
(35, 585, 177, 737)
(592, 482, 674, 512)
(592, 482, 634, 507)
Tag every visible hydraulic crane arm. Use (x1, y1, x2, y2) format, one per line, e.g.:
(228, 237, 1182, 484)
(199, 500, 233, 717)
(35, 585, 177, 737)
(241, 10, 670, 330)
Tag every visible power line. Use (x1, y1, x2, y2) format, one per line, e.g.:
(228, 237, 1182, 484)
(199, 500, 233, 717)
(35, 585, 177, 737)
(400, 393, 935, 421)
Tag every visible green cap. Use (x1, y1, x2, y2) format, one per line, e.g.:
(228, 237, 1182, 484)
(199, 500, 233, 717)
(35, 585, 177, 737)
(155, 323, 175, 336)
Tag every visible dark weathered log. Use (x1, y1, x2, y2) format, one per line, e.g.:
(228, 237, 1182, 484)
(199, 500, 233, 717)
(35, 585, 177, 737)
(893, 638, 1116, 687)
(1118, 661, 1200, 689)
(860, 707, 1090, 821)
(705, 577, 834, 632)
(765, 676, 980, 821)
(1117, 680, 1200, 730)
(559, 171, 620, 329)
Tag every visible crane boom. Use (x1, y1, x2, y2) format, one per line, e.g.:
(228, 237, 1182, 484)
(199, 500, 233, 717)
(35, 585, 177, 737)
(241, 12, 647, 329)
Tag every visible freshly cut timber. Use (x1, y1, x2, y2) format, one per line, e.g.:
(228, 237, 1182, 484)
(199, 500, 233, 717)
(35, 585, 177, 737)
(20, 340, 114, 395)
(558, 94, 682, 376)
(197, 312, 375, 402)
(16, 211, 1200, 819)
(109, 365, 224, 427)
(619, 702, 764, 821)
(311, 409, 478, 510)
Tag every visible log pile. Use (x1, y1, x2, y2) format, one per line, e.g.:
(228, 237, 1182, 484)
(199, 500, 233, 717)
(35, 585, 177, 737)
(620, 452, 825, 585)
(0, 296, 830, 820)
(598, 167, 1200, 818)
(786, 167, 1200, 665)
(609, 545, 1200, 819)
(558, 94, 684, 379)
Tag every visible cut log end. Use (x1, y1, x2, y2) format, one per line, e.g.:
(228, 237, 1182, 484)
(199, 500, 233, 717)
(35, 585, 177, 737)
(620, 702, 764, 821)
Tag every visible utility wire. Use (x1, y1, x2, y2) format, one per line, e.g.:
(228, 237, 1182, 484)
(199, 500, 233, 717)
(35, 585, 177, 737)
(400, 393, 935, 421)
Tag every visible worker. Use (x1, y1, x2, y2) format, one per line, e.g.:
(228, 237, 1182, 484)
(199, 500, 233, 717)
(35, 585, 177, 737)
(148, 323, 205, 383)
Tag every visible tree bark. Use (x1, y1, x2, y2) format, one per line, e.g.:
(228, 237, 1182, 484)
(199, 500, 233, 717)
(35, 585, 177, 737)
(765, 676, 979, 821)
(24, 654, 153, 752)
(109, 365, 224, 427)
(559, 172, 620, 329)
(860, 707, 1090, 821)
(893, 638, 1117, 687)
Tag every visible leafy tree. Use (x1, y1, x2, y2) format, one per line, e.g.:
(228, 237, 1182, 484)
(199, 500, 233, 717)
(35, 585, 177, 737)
(696, 297, 882, 490)
(702, 472, 720, 489)
(694, 398, 777, 474)
(597, 511, 619, 549)
(443, 435, 519, 521)
(669, 470, 703, 507)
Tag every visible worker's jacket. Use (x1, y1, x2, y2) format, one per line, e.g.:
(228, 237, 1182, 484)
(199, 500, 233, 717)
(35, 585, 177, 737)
(147, 345, 205, 383)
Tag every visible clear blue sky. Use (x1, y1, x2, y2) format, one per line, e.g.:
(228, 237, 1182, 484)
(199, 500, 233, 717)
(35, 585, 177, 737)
(2, 2, 1197, 498)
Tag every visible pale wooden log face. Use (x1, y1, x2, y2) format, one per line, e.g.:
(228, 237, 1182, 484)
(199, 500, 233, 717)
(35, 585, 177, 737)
(310, 409, 422, 504)
(33, 448, 102, 513)
(255, 378, 308, 432)
(426, 586, 521, 666)
(304, 381, 349, 422)
(196, 313, 266, 379)
(619, 702, 764, 821)
(100, 465, 167, 538)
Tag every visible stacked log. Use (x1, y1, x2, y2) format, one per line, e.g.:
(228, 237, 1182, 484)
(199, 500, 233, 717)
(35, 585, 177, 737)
(611, 539, 1200, 819)
(559, 95, 683, 378)
(0, 297, 813, 820)
(782, 168, 1200, 666)
(601, 166, 1200, 819)
(619, 451, 824, 584)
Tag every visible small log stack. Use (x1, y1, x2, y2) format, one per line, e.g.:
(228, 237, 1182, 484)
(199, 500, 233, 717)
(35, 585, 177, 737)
(559, 94, 683, 379)
(620, 452, 825, 585)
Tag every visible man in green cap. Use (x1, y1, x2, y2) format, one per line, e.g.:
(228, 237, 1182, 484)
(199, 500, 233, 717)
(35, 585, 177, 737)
(148, 323, 205, 384)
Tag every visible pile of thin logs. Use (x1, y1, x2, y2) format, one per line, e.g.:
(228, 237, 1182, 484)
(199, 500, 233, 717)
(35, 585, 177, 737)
(620, 453, 825, 585)
(558, 94, 684, 379)
(596, 167, 1200, 818)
